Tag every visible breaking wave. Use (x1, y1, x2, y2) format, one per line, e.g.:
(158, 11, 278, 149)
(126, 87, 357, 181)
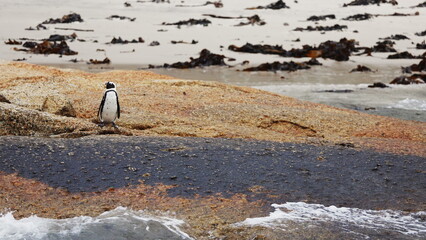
(239, 202, 426, 239)
(0, 207, 192, 240)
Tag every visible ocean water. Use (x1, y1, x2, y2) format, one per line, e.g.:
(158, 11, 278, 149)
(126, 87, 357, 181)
(0, 207, 192, 240)
(2, 203, 426, 240)
(239, 202, 426, 240)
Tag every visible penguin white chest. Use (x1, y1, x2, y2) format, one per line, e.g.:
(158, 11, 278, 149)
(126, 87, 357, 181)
(101, 91, 118, 123)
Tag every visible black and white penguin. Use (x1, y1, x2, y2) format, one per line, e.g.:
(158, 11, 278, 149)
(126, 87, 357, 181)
(98, 82, 120, 128)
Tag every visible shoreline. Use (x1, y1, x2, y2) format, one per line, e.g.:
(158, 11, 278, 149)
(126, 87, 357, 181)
(1, 135, 425, 211)
(1, 135, 425, 239)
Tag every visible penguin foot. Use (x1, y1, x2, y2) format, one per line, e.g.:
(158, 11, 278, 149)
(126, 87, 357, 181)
(98, 123, 105, 128)
(112, 122, 119, 129)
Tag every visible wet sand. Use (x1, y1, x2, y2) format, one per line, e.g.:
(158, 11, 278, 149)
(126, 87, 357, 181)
(1, 135, 424, 212)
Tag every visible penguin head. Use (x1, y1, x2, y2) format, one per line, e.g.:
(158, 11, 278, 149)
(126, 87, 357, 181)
(105, 82, 116, 89)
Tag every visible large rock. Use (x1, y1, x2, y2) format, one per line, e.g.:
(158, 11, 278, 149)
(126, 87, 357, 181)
(0, 82, 76, 117)
(0, 102, 95, 136)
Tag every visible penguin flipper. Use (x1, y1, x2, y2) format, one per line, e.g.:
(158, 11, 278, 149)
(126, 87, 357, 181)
(116, 92, 120, 119)
(98, 92, 107, 121)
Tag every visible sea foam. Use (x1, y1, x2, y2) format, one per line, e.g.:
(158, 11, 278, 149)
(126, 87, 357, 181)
(0, 207, 192, 240)
(239, 202, 426, 238)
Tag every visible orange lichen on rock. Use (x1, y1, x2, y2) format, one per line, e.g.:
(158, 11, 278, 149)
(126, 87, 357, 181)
(0, 61, 425, 156)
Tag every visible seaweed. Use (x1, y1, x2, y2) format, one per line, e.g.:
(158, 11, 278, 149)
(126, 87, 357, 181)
(343, 0, 398, 7)
(14, 40, 78, 56)
(22, 41, 38, 48)
(46, 33, 77, 42)
(246, 0, 290, 10)
(229, 38, 358, 61)
(107, 15, 136, 21)
(413, 1, 426, 7)
(110, 37, 144, 44)
(235, 15, 266, 26)
(162, 18, 211, 27)
(149, 41, 160, 46)
(159, 49, 228, 69)
(368, 82, 389, 88)
(372, 40, 397, 52)
(4, 39, 22, 45)
(343, 13, 373, 21)
(415, 30, 426, 36)
(383, 34, 409, 40)
(404, 59, 426, 72)
(171, 40, 198, 44)
(416, 41, 426, 50)
(306, 14, 336, 21)
(387, 51, 421, 59)
(350, 65, 372, 72)
(42, 13, 83, 24)
(243, 60, 313, 72)
(176, 1, 223, 8)
(293, 24, 347, 32)
(390, 74, 425, 84)
(25, 24, 47, 31)
(89, 58, 111, 64)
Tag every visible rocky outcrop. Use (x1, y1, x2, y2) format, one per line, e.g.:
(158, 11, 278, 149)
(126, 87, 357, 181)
(0, 102, 95, 136)
(0, 61, 425, 156)
(0, 83, 76, 117)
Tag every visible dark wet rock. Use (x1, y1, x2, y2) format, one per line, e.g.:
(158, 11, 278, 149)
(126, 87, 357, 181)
(149, 41, 160, 46)
(306, 14, 336, 21)
(46, 33, 77, 42)
(42, 13, 83, 24)
(343, 13, 374, 21)
(25, 24, 47, 31)
(229, 38, 357, 61)
(171, 40, 198, 44)
(4, 39, 22, 45)
(106, 15, 136, 21)
(110, 37, 144, 44)
(372, 40, 397, 52)
(415, 30, 426, 36)
(368, 82, 389, 88)
(417, 41, 426, 50)
(350, 65, 372, 72)
(343, 0, 398, 7)
(89, 58, 111, 64)
(246, 0, 290, 10)
(162, 18, 211, 27)
(124, 2, 132, 7)
(242, 60, 316, 72)
(22, 41, 38, 48)
(14, 40, 78, 56)
(383, 34, 409, 40)
(235, 15, 266, 26)
(414, 1, 426, 7)
(293, 24, 347, 32)
(387, 51, 420, 59)
(390, 74, 426, 84)
(161, 49, 228, 69)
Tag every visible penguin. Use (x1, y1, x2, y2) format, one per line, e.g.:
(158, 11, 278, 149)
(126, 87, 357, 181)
(98, 81, 120, 128)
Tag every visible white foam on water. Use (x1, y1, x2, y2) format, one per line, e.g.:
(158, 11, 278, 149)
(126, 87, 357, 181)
(238, 202, 426, 237)
(0, 207, 193, 240)
(388, 98, 426, 111)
